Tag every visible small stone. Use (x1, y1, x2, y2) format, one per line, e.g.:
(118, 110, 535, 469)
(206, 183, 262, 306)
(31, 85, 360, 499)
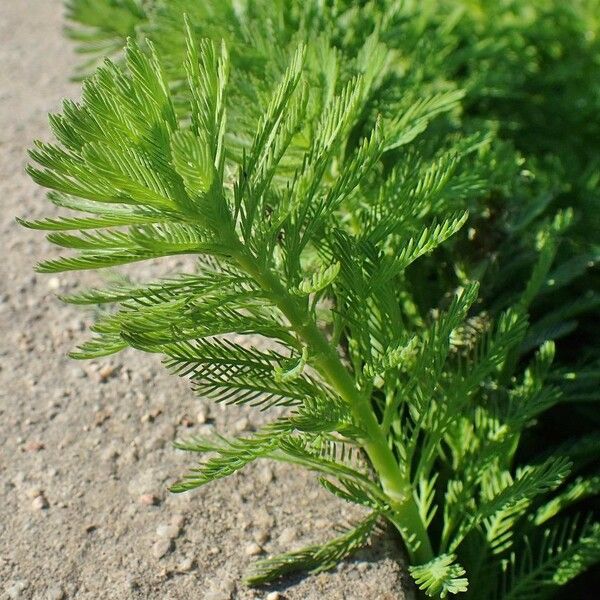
(98, 365, 116, 383)
(141, 408, 162, 424)
(46, 585, 65, 600)
(259, 465, 274, 485)
(152, 539, 174, 559)
(253, 529, 270, 545)
(175, 557, 194, 572)
(233, 417, 250, 433)
(266, 593, 282, 600)
(278, 527, 296, 545)
(156, 523, 180, 539)
(245, 542, 263, 556)
(32, 494, 49, 510)
(5, 581, 27, 599)
(24, 440, 45, 452)
(196, 406, 210, 424)
(138, 494, 159, 506)
(47, 277, 61, 290)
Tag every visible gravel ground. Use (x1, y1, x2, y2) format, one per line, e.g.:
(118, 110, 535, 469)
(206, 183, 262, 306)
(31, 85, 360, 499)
(0, 1, 412, 599)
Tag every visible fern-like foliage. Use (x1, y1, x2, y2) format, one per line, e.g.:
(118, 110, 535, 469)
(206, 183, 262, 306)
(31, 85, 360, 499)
(499, 517, 600, 600)
(410, 554, 469, 599)
(22, 1, 600, 599)
(65, 0, 148, 76)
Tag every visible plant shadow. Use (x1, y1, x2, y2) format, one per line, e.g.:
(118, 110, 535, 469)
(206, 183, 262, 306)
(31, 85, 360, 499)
(254, 525, 415, 599)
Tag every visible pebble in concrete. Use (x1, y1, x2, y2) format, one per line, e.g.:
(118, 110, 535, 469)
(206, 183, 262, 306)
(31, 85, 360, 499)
(152, 539, 174, 559)
(245, 542, 263, 556)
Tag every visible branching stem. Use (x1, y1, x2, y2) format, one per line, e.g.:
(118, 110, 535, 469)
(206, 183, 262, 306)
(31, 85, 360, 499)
(232, 242, 434, 564)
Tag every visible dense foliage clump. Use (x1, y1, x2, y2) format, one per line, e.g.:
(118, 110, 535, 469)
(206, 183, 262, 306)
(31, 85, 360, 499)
(21, 1, 600, 598)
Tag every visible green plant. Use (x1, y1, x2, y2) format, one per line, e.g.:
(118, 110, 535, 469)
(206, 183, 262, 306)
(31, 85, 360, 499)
(21, 2, 600, 598)
(63, 0, 600, 380)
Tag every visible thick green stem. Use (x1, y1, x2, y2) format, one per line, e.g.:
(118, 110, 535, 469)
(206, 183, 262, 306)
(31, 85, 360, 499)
(233, 247, 433, 564)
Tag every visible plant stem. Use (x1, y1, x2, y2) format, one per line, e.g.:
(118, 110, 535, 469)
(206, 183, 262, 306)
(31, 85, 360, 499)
(233, 247, 434, 564)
